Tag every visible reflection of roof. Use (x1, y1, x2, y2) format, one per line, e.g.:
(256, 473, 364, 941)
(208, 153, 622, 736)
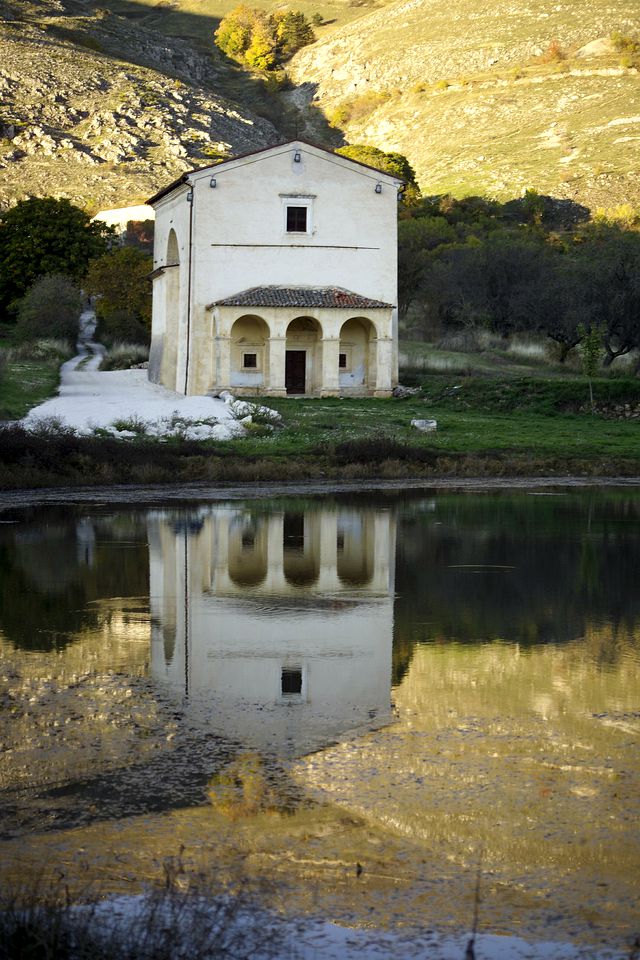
(213, 286, 393, 310)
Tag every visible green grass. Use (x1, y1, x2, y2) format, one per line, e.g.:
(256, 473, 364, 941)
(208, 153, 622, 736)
(0, 341, 72, 420)
(229, 388, 640, 463)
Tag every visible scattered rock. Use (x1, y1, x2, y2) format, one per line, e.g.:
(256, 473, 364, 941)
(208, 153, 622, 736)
(411, 418, 437, 432)
(393, 385, 421, 398)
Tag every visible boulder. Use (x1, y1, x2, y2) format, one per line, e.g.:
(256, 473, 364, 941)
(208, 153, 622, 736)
(411, 418, 437, 433)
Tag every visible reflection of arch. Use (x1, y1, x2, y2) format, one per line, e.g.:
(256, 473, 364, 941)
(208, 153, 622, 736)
(286, 317, 321, 395)
(230, 315, 269, 388)
(283, 513, 320, 586)
(337, 513, 373, 587)
(228, 517, 268, 587)
(339, 317, 376, 394)
(160, 229, 180, 391)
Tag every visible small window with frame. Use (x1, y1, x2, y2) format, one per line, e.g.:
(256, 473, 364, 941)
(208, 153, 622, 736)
(339, 353, 347, 369)
(243, 352, 258, 369)
(286, 206, 308, 233)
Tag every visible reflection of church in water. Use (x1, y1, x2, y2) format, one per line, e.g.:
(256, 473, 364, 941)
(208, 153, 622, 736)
(149, 504, 396, 757)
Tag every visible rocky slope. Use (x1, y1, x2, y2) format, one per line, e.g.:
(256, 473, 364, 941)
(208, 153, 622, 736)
(287, 0, 640, 208)
(1, 0, 639, 211)
(0, 1, 280, 211)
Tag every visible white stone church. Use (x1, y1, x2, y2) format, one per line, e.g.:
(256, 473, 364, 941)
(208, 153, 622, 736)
(147, 140, 401, 397)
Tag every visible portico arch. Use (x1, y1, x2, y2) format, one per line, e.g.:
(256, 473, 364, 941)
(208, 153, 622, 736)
(228, 515, 268, 587)
(285, 317, 322, 395)
(230, 315, 270, 390)
(160, 229, 180, 391)
(339, 317, 377, 394)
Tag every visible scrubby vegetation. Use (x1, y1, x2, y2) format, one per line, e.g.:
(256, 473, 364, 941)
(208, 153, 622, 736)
(14, 274, 82, 343)
(214, 5, 315, 72)
(0, 198, 112, 315)
(85, 247, 152, 346)
(398, 194, 640, 370)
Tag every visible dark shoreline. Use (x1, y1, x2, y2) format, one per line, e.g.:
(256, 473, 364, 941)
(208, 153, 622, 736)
(2, 474, 640, 511)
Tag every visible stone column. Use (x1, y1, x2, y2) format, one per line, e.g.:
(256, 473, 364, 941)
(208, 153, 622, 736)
(317, 510, 339, 591)
(374, 336, 393, 397)
(266, 336, 287, 397)
(321, 336, 340, 396)
(266, 513, 285, 591)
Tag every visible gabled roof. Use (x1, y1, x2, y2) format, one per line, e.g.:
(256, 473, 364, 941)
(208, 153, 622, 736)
(211, 286, 393, 310)
(147, 139, 404, 206)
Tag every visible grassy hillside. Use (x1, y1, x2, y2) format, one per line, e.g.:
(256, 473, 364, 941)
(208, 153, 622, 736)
(287, 0, 640, 208)
(1, 0, 638, 212)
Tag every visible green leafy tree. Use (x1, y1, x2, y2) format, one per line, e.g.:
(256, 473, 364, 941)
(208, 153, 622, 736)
(84, 247, 152, 345)
(273, 10, 315, 59)
(0, 198, 113, 314)
(335, 144, 420, 203)
(398, 216, 456, 317)
(574, 223, 640, 368)
(15, 274, 82, 342)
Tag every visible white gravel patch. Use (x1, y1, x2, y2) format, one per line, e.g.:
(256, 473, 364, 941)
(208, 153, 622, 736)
(20, 307, 279, 441)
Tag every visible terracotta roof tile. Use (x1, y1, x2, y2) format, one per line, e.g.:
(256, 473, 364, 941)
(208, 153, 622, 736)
(213, 286, 393, 310)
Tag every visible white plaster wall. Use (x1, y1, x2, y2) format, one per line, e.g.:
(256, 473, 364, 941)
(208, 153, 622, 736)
(148, 504, 396, 756)
(188, 143, 399, 309)
(150, 142, 400, 394)
(149, 187, 192, 391)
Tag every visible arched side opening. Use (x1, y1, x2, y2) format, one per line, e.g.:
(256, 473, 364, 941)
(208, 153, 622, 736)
(230, 315, 269, 390)
(339, 317, 377, 395)
(285, 317, 322, 395)
(160, 229, 180, 391)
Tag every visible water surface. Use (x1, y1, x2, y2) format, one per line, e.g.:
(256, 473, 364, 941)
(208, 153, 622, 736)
(0, 490, 638, 957)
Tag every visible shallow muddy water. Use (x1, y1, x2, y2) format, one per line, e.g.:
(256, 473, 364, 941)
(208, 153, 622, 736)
(0, 489, 639, 958)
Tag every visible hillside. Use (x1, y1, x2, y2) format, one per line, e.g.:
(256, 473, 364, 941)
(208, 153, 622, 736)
(287, 0, 640, 208)
(0, 0, 280, 211)
(1, 0, 639, 211)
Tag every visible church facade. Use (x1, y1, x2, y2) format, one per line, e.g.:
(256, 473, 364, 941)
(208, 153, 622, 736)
(147, 140, 401, 397)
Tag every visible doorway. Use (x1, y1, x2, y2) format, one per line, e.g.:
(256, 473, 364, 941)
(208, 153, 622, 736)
(285, 350, 306, 394)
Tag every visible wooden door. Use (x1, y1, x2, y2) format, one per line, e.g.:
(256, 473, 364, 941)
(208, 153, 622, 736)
(285, 350, 306, 394)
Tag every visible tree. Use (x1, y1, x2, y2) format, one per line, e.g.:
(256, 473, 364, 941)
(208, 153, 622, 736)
(577, 322, 603, 413)
(398, 216, 456, 317)
(335, 144, 420, 203)
(0, 198, 113, 314)
(214, 5, 314, 69)
(575, 224, 640, 367)
(15, 274, 82, 342)
(273, 10, 315, 60)
(84, 247, 152, 345)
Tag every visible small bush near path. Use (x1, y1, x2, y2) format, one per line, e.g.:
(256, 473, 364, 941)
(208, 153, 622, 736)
(100, 342, 149, 371)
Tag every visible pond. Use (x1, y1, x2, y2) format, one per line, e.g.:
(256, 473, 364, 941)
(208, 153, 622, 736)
(0, 488, 639, 959)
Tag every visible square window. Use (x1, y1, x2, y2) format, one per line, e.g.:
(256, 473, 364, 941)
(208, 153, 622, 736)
(281, 668, 303, 696)
(286, 206, 307, 232)
(339, 353, 347, 369)
(243, 353, 257, 369)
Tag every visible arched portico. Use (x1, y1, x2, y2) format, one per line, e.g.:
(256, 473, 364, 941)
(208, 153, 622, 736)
(285, 317, 321, 395)
(230, 315, 269, 391)
(209, 287, 396, 397)
(339, 317, 378, 395)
